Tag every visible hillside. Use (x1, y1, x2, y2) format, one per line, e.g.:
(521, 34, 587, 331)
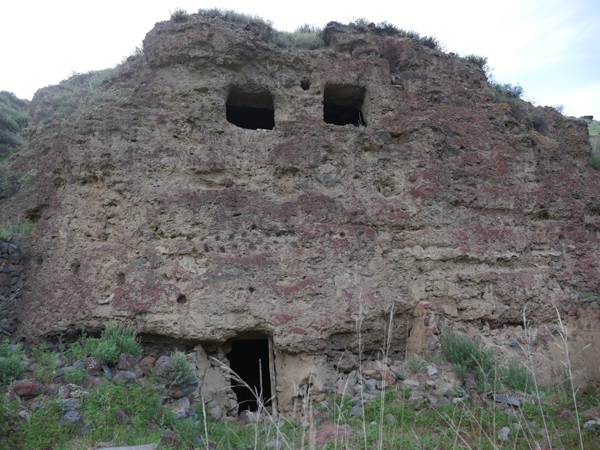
(0, 91, 31, 199)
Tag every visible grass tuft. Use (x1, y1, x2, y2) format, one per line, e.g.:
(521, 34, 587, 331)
(0, 340, 26, 384)
(419, 35, 444, 51)
(168, 351, 195, 385)
(493, 82, 524, 99)
(441, 329, 533, 393)
(459, 53, 489, 72)
(0, 218, 35, 240)
(277, 25, 325, 49)
(531, 113, 548, 132)
(170, 8, 190, 23)
(198, 8, 272, 27)
(82, 323, 142, 365)
(494, 95, 527, 120)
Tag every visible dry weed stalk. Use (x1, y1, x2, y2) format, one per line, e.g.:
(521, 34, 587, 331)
(211, 357, 293, 450)
(377, 302, 395, 450)
(355, 297, 368, 450)
(553, 306, 585, 450)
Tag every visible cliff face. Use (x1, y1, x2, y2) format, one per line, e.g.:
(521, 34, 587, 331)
(5, 16, 599, 354)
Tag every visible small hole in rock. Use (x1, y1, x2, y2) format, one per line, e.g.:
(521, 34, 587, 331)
(301, 78, 310, 91)
(177, 294, 187, 304)
(71, 261, 80, 274)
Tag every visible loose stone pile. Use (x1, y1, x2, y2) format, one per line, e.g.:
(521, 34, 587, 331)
(8, 342, 245, 429)
(0, 240, 25, 339)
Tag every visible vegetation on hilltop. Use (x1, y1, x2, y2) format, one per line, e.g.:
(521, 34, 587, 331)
(193, 8, 445, 51)
(31, 67, 120, 126)
(0, 91, 31, 199)
(586, 117, 600, 170)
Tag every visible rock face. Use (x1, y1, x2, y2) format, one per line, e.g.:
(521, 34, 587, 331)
(5, 16, 600, 361)
(0, 240, 25, 339)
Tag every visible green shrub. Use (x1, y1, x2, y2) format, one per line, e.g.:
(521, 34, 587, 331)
(0, 130, 23, 149)
(0, 166, 21, 199)
(531, 114, 548, 132)
(0, 341, 26, 384)
(441, 330, 533, 393)
(493, 82, 524, 99)
(494, 95, 527, 120)
(101, 323, 142, 357)
(459, 53, 489, 71)
(350, 17, 370, 30)
(170, 8, 190, 23)
(33, 68, 117, 126)
(66, 341, 85, 362)
(0, 340, 18, 358)
(92, 340, 119, 365)
(277, 25, 325, 50)
(589, 153, 600, 171)
(80, 324, 142, 365)
(404, 30, 421, 39)
(31, 342, 58, 384)
(374, 21, 401, 35)
(0, 218, 35, 240)
(0, 357, 26, 385)
(63, 367, 88, 385)
(198, 8, 272, 27)
(441, 330, 498, 391)
(504, 360, 533, 392)
(0, 393, 17, 428)
(168, 351, 195, 385)
(81, 334, 100, 358)
(419, 35, 444, 51)
(12, 400, 72, 449)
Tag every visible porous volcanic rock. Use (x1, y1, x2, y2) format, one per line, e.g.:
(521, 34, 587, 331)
(4, 16, 600, 357)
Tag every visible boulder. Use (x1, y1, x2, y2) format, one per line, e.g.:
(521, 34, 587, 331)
(13, 381, 42, 398)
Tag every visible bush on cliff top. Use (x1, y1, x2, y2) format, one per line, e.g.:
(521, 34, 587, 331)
(170, 8, 190, 23)
(195, 9, 445, 51)
(198, 7, 272, 27)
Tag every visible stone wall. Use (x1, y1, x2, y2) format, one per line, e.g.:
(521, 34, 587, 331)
(0, 240, 25, 339)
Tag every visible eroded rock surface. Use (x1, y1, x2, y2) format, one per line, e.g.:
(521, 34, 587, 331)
(4, 17, 600, 360)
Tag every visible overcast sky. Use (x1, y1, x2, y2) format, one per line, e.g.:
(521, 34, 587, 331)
(2, 0, 599, 119)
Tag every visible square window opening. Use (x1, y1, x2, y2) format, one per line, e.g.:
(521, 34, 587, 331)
(324, 84, 366, 127)
(226, 88, 274, 130)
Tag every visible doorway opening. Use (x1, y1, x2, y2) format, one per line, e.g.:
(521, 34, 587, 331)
(227, 338, 273, 412)
(226, 88, 275, 130)
(323, 84, 366, 126)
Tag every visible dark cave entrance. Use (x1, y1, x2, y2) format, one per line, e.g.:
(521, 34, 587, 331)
(226, 88, 275, 130)
(323, 84, 366, 127)
(228, 338, 273, 412)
